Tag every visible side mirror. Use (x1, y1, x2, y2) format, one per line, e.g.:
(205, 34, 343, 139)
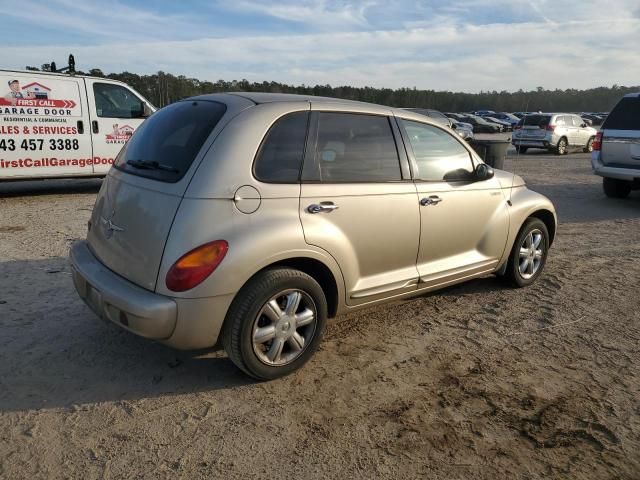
(581, 123, 587, 128)
(450, 123, 457, 129)
(475, 163, 494, 181)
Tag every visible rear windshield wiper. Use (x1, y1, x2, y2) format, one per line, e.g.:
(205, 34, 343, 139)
(126, 159, 179, 173)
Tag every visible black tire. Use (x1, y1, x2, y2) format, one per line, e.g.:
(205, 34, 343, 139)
(603, 177, 631, 199)
(501, 218, 550, 288)
(515, 146, 528, 154)
(222, 268, 328, 380)
(556, 137, 568, 155)
(583, 137, 594, 153)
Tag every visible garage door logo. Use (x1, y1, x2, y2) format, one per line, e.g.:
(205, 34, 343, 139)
(106, 124, 134, 144)
(1, 80, 77, 110)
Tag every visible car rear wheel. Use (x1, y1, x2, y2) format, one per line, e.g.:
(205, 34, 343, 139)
(515, 146, 528, 154)
(222, 268, 327, 380)
(501, 218, 549, 288)
(603, 177, 632, 199)
(556, 137, 568, 155)
(583, 137, 594, 153)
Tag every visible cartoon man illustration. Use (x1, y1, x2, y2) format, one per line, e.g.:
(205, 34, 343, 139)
(4, 80, 34, 105)
(112, 124, 120, 137)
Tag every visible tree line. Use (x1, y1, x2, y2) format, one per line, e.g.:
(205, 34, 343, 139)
(27, 64, 638, 113)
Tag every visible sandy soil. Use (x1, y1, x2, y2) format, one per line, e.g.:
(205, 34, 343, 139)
(1, 150, 639, 479)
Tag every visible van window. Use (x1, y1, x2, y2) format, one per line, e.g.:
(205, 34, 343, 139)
(114, 100, 226, 183)
(401, 119, 473, 181)
(603, 97, 640, 130)
(254, 111, 308, 183)
(94, 83, 144, 119)
(307, 112, 401, 183)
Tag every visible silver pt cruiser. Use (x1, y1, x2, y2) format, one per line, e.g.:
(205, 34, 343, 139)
(70, 93, 557, 379)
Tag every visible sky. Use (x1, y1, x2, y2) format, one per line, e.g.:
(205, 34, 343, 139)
(0, 0, 638, 92)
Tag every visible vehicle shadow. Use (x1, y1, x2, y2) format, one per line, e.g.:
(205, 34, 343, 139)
(0, 257, 252, 413)
(0, 178, 103, 198)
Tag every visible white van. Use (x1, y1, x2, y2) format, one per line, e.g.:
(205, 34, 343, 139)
(0, 69, 155, 180)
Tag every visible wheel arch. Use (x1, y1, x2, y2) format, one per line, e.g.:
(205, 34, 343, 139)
(528, 209, 556, 246)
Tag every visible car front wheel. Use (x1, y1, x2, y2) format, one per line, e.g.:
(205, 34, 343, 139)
(583, 137, 594, 153)
(222, 268, 328, 380)
(501, 218, 550, 288)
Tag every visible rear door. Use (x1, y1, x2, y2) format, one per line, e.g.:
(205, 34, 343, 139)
(299, 109, 420, 305)
(84, 79, 152, 175)
(600, 95, 640, 168)
(0, 72, 92, 179)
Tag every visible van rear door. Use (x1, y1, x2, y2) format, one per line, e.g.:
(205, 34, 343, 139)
(0, 72, 92, 179)
(84, 78, 152, 175)
(601, 95, 640, 168)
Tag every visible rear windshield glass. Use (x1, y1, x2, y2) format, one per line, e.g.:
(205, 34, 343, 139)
(523, 115, 551, 127)
(603, 97, 640, 130)
(114, 100, 227, 182)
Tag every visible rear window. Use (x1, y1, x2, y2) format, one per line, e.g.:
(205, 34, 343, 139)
(114, 100, 227, 182)
(602, 97, 640, 130)
(523, 115, 551, 127)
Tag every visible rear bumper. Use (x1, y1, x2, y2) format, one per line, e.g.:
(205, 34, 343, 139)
(70, 240, 177, 339)
(591, 153, 640, 181)
(70, 240, 235, 349)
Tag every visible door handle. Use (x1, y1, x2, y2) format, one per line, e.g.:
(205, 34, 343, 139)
(91, 120, 99, 134)
(307, 202, 339, 214)
(76, 120, 84, 134)
(420, 195, 442, 206)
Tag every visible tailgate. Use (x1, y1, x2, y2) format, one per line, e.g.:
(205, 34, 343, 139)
(601, 129, 640, 168)
(87, 174, 181, 291)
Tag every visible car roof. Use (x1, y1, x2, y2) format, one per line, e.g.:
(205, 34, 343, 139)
(622, 92, 640, 98)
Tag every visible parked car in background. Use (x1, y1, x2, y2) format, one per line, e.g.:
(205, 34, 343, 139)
(484, 116, 512, 131)
(581, 113, 605, 126)
(512, 113, 597, 154)
(403, 108, 452, 128)
(488, 112, 521, 127)
(473, 110, 495, 116)
(461, 114, 502, 133)
(451, 120, 474, 140)
(591, 92, 640, 198)
(70, 92, 557, 379)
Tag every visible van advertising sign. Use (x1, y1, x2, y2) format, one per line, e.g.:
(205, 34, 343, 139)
(1, 79, 81, 117)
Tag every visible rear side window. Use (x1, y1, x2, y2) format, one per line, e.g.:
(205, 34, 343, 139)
(254, 111, 309, 183)
(115, 100, 226, 183)
(401, 119, 473, 182)
(524, 115, 551, 127)
(307, 113, 402, 183)
(603, 97, 640, 130)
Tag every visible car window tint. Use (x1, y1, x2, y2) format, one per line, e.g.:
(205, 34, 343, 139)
(555, 116, 566, 126)
(254, 111, 308, 183)
(313, 113, 401, 182)
(401, 119, 473, 182)
(114, 100, 226, 183)
(524, 115, 550, 127)
(572, 116, 582, 127)
(603, 97, 640, 130)
(93, 83, 144, 119)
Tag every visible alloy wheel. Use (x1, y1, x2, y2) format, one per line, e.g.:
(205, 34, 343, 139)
(518, 229, 544, 279)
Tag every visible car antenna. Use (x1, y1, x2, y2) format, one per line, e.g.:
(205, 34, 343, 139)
(510, 99, 529, 204)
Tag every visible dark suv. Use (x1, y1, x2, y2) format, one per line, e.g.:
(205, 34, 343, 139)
(591, 93, 640, 198)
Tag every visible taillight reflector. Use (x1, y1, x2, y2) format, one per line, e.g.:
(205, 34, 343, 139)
(545, 124, 555, 131)
(166, 240, 228, 292)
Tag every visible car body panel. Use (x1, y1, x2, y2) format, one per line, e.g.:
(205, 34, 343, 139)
(70, 92, 557, 351)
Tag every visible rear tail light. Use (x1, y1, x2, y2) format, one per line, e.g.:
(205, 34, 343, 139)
(514, 125, 522, 130)
(593, 131, 603, 151)
(544, 124, 555, 131)
(165, 240, 228, 292)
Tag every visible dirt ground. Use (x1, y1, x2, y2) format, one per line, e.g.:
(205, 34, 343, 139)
(1, 149, 639, 479)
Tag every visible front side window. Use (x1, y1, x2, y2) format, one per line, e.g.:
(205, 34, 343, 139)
(310, 112, 401, 183)
(401, 119, 474, 182)
(94, 83, 144, 118)
(254, 111, 309, 183)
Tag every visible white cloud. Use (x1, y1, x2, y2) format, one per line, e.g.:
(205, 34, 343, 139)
(0, 1, 638, 93)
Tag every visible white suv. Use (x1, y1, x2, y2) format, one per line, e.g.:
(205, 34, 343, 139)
(513, 113, 597, 155)
(591, 93, 640, 198)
